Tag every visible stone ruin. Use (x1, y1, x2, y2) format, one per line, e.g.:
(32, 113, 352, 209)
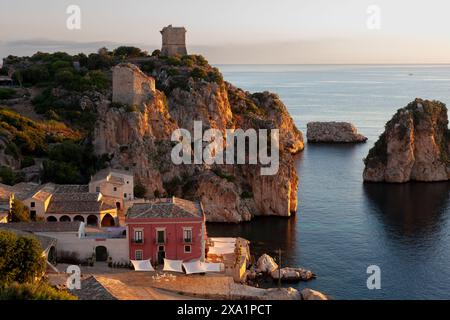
(160, 25, 187, 57)
(112, 63, 156, 106)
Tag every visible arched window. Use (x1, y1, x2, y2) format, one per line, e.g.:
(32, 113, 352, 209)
(73, 215, 85, 222)
(101, 214, 115, 227)
(59, 215, 71, 222)
(87, 215, 98, 227)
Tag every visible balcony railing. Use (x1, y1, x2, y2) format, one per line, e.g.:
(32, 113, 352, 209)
(183, 238, 192, 244)
(155, 238, 166, 245)
(132, 238, 144, 244)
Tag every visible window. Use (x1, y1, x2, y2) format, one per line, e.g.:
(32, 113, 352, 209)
(158, 245, 165, 252)
(113, 187, 117, 192)
(134, 230, 143, 243)
(183, 228, 192, 243)
(184, 245, 191, 253)
(96, 186, 100, 192)
(30, 211, 36, 220)
(135, 250, 143, 260)
(157, 230, 165, 244)
(30, 202, 35, 208)
(124, 193, 127, 198)
(127, 181, 129, 184)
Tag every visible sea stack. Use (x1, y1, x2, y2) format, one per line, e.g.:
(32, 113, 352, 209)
(306, 122, 367, 143)
(363, 98, 450, 183)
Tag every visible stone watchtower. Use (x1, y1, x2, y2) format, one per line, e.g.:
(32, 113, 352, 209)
(160, 25, 187, 57)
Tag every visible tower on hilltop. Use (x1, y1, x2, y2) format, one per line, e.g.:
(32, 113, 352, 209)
(160, 25, 187, 57)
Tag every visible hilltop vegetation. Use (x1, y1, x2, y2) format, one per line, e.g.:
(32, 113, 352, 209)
(0, 46, 219, 186)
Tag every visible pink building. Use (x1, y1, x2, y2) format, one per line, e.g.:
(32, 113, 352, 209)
(126, 197, 206, 265)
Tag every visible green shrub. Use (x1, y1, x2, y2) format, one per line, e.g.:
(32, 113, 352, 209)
(0, 166, 24, 185)
(113, 46, 147, 58)
(9, 199, 30, 222)
(21, 156, 35, 168)
(165, 56, 182, 66)
(0, 88, 16, 100)
(0, 230, 46, 284)
(0, 282, 76, 300)
(141, 61, 156, 73)
(134, 183, 147, 198)
(21, 65, 50, 85)
(208, 68, 223, 84)
(212, 168, 235, 182)
(191, 67, 208, 80)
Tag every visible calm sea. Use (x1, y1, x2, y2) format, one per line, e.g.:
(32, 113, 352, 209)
(207, 65, 450, 300)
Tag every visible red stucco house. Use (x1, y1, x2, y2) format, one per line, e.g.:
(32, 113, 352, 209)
(126, 197, 206, 265)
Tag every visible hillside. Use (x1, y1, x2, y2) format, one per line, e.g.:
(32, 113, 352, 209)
(0, 47, 304, 222)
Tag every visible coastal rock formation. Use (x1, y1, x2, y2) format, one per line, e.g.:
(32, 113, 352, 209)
(93, 59, 304, 222)
(256, 254, 278, 273)
(270, 267, 315, 281)
(307, 121, 367, 143)
(301, 288, 328, 300)
(363, 99, 450, 183)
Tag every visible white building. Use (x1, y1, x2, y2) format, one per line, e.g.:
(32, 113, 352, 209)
(0, 221, 129, 263)
(89, 168, 135, 212)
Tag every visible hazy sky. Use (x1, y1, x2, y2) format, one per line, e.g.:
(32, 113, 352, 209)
(1, 0, 450, 63)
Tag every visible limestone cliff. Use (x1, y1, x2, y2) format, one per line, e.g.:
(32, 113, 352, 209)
(363, 99, 450, 183)
(93, 58, 304, 222)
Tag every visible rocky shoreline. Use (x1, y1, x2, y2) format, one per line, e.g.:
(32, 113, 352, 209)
(243, 253, 327, 300)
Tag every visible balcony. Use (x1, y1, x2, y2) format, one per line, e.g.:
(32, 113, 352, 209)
(183, 238, 193, 244)
(132, 238, 144, 244)
(154, 238, 167, 245)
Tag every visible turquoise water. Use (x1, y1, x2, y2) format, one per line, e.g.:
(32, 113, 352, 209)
(207, 65, 450, 299)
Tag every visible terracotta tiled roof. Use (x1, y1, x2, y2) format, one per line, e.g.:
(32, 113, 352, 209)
(32, 183, 56, 201)
(51, 192, 100, 202)
(71, 276, 117, 300)
(47, 193, 116, 214)
(54, 185, 89, 194)
(0, 221, 81, 233)
(127, 197, 203, 219)
(5, 182, 41, 200)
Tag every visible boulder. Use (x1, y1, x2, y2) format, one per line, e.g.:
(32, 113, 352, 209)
(307, 121, 367, 143)
(270, 267, 315, 281)
(301, 288, 328, 300)
(256, 254, 278, 273)
(363, 99, 450, 182)
(265, 287, 302, 300)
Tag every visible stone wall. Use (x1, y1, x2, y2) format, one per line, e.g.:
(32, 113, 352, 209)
(112, 63, 156, 107)
(160, 25, 187, 56)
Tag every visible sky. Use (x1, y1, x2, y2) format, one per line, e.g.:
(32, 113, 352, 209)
(1, 0, 450, 64)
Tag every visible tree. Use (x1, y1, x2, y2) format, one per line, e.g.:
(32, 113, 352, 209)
(9, 199, 30, 222)
(0, 231, 46, 284)
(134, 183, 147, 198)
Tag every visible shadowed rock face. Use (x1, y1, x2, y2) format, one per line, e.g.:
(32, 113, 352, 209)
(306, 121, 367, 143)
(363, 98, 450, 183)
(93, 59, 304, 222)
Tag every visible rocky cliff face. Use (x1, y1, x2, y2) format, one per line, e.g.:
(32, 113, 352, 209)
(93, 58, 304, 222)
(363, 99, 450, 183)
(307, 122, 367, 143)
